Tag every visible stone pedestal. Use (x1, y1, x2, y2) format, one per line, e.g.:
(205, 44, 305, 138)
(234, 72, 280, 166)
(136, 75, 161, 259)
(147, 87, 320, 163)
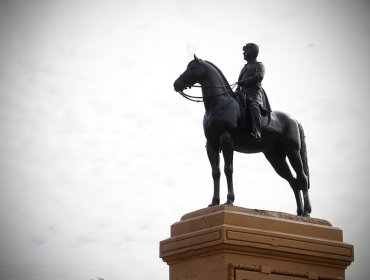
(160, 205, 353, 280)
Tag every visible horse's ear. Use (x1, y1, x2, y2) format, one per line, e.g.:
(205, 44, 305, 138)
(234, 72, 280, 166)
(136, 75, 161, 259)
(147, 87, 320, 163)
(194, 54, 200, 62)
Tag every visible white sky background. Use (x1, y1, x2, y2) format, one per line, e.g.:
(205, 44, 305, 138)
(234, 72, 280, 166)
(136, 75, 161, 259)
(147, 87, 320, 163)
(0, 0, 369, 279)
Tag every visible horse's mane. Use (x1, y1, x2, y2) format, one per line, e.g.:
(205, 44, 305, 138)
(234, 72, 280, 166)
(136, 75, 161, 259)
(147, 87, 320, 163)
(204, 60, 234, 96)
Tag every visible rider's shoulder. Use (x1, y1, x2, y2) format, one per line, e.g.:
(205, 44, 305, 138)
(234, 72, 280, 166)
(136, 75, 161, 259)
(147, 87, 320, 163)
(256, 61, 265, 71)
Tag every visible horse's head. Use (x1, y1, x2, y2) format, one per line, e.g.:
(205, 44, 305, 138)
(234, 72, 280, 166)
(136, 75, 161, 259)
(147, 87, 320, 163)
(174, 54, 206, 92)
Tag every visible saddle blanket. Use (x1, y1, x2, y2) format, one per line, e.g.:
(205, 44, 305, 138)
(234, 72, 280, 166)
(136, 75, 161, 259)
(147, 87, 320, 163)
(261, 113, 282, 134)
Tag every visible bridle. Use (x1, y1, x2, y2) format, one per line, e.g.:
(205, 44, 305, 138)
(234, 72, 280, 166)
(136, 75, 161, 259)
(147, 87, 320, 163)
(178, 82, 238, 103)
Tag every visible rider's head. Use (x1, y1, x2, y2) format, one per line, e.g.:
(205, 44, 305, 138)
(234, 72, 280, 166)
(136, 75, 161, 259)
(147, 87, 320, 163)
(243, 43, 259, 61)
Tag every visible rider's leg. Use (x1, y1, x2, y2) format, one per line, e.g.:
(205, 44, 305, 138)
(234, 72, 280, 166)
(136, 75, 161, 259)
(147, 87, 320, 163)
(248, 101, 262, 140)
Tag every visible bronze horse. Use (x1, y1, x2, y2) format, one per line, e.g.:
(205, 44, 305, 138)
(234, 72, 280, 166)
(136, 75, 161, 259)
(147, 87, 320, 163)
(173, 55, 311, 216)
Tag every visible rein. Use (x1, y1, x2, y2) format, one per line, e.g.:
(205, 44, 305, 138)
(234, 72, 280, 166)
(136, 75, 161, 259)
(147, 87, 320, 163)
(178, 82, 238, 103)
(179, 90, 229, 103)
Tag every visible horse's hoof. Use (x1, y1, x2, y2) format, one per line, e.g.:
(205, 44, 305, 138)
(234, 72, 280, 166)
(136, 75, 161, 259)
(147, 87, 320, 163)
(303, 212, 310, 217)
(224, 201, 234, 206)
(208, 201, 220, 207)
(208, 198, 220, 207)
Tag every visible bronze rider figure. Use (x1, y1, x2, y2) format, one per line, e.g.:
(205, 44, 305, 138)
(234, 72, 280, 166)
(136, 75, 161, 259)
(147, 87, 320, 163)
(236, 43, 271, 141)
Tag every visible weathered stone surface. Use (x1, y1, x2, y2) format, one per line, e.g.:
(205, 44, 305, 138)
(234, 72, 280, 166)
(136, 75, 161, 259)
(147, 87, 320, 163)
(180, 205, 331, 226)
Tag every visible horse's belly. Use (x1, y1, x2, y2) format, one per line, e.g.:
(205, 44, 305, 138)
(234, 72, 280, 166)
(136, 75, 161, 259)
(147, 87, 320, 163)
(233, 128, 283, 154)
(234, 145, 261, 154)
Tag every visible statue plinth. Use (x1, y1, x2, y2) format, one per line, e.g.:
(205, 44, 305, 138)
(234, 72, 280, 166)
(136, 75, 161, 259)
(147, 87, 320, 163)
(160, 205, 353, 280)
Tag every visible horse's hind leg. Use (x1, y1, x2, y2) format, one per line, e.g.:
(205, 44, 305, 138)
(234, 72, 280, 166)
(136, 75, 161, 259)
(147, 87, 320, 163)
(264, 149, 304, 216)
(286, 147, 308, 190)
(285, 145, 311, 216)
(302, 189, 312, 217)
(207, 141, 220, 206)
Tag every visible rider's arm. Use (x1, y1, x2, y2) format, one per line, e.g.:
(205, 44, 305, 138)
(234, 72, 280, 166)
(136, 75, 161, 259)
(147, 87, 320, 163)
(240, 62, 265, 87)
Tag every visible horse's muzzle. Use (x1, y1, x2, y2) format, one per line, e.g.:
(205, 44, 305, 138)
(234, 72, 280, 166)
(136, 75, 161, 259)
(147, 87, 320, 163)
(173, 80, 183, 92)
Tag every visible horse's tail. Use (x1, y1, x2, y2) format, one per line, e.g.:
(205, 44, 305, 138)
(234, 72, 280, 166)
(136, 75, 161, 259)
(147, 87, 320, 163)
(298, 122, 310, 189)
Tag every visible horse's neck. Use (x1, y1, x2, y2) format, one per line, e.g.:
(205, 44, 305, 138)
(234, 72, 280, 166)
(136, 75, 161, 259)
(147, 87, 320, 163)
(202, 63, 231, 113)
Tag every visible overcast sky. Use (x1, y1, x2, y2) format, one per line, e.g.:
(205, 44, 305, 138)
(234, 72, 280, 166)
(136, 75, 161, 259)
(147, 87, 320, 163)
(0, 0, 369, 279)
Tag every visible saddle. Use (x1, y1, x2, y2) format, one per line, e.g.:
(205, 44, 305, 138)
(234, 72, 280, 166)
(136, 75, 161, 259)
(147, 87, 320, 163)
(236, 96, 282, 134)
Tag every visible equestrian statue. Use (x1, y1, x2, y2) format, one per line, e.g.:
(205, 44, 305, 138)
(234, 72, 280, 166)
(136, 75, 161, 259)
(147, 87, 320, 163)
(173, 43, 311, 217)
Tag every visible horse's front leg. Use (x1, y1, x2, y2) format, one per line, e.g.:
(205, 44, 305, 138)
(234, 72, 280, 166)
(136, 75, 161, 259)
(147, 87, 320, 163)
(220, 132, 234, 205)
(207, 141, 220, 206)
